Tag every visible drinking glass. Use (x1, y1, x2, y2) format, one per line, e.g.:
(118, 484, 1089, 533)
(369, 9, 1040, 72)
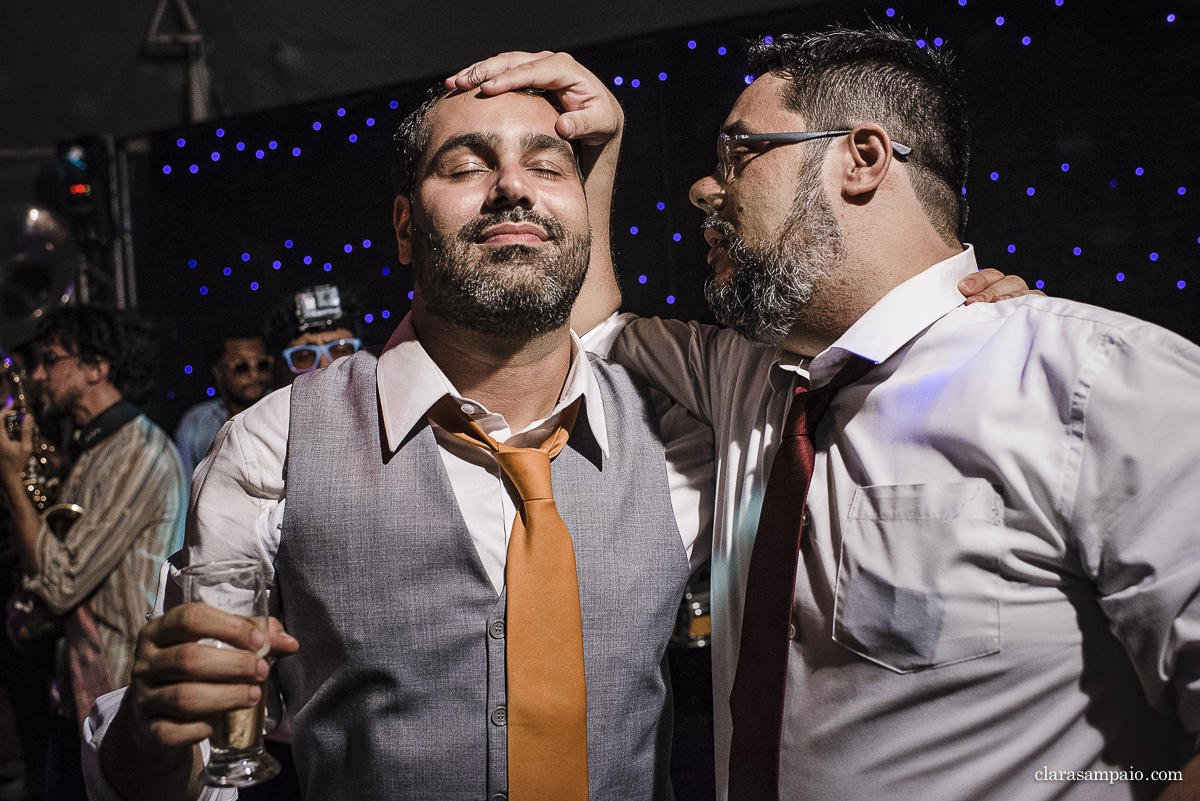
(179, 559, 281, 788)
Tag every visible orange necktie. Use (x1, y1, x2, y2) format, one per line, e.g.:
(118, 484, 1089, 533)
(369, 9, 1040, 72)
(428, 395, 589, 801)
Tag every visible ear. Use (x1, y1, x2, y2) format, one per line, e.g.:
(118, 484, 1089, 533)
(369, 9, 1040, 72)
(394, 194, 413, 266)
(841, 122, 894, 198)
(84, 358, 112, 387)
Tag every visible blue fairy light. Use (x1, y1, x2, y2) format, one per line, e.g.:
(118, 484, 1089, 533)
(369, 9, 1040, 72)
(1135, 167, 1144, 176)
(200, 286, 208, 295)
(383, 268, 391, 276)
(382, 310, 391, 319)
(207, 387, 216, 397)
(614, 76, 624, 86)
(292, 147, 301, 156)
(996, 16, 1005, 26)
(189, 164, 198, 174)
(1026, 187, 1036, 196)
(323, 263, 332, 272)
(241, 252, 250, 262)
(313, 122, 322, 131)
(630, 226, 638, 235)
(1178, 280, 1187, 289)
(1022, 36, 1031, 46)
(1116, 273, 1126, 282)
(188, 259, 197, 267)
(223, 267, 232, 276)
(349, 134, 358, 143)
(364, 314, 374, 323)
(658, 72, 668, 81)
(687, 40, 697, 49)
(657, 202, 666, 210)
(1061, 163, 1069, 171)
(237, 142, 245, 151)
(163, 165, 172, 174)
(666, 295, 676, 304)
(1007, 244, 1016, 253)
(1035, 280, 1045, 289)
(717, 46, 727, 55)
(363, 239, 372, 248)
(255, 149, 264, 159)
(250, 282, 259, 291)
(284, 239, 294, 248)
(673, 233, 682, 242)
(344, 244, 353, 253)
(631, 79, 641, 88)
(216, 128, 225, 137)
(639, 275, 648, 284)
(1073, 247, 1082, 256)
(303, 256, 312, 265)
(177, 138, 186, 147)
(390, 101, 399, 109)
(184, 365, 193, 374)
(990, 171, 999, 180)
(366, 118, 375, 126)
(886, 8, 895, 17)
(273, 261, 281, 270)
(337, 108, 346, 117)
(1150, 252, 1159, 261)
(269, 141, 278, 150)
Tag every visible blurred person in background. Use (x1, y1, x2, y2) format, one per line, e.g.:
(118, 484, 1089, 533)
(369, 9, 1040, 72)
(0, 307, 185, 801)
(174, 331, 273, 487)
(263, 285, 361, 388)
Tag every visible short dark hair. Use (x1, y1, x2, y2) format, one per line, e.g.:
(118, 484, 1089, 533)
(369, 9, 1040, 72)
(201, 327, 265, 370)
(390, 84, 582, 199)
(262, 287, 362, 356)
(748, 26, 970, 243)
(34, 306, 154, 402)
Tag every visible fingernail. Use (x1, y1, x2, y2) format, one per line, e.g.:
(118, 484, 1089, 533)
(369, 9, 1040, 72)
(250, 629, 265, 649)
(961, 274, 982, 292)
(560, 119, 575, 138)
(256, 659, 270, 680)
(249, 685, 262, 702)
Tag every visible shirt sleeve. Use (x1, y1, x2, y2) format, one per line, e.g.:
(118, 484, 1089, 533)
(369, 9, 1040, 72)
(583, 313, 750, 429)
(25, 421, 185, 616)
(1067, 319, 1200, 745)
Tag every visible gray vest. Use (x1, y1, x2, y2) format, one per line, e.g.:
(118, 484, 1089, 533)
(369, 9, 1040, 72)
(276, 349, 689, 801)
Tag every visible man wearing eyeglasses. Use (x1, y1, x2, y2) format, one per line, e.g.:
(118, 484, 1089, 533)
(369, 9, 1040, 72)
(0, 307, 186, 800)
(174, 332, 274, 485)
(263, 284, 363, 387)
(455, 25, 1200, 801)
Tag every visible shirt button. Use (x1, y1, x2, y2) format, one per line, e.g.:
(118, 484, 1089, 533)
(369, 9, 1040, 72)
(788, 622, 798, 640)
(801, 508, 810, 528)
(491, 794, 508, 801)
(460, 403, 476, 414)
(491, 706, 507, 726)
(489, 620, 506, 639)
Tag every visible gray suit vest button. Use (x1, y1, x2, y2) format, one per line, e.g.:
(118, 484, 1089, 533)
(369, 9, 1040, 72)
(489, 620, 506, 639)
(490, 706, 507, 726)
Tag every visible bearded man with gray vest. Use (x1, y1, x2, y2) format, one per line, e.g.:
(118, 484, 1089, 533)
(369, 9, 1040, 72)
(80, 84, 716, 801)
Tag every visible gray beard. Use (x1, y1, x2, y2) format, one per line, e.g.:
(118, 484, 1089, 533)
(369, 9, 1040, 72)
(411, 209, 591, 339)
(703, 158, 846, 346)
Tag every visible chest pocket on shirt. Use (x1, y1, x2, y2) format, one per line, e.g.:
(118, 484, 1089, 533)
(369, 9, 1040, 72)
(832, 480, 1002, 674)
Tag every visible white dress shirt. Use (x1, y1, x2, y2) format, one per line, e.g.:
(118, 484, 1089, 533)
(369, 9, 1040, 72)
(82, 314, 713, 801)
(586, 245, 1200, 799)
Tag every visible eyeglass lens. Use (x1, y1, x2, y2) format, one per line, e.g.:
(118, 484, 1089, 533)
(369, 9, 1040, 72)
(231, 358, 272, 375)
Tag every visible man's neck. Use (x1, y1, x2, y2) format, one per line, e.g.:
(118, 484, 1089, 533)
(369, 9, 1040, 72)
(72, 384, 124, 426)
(411, 303, 574, 432)
(779, 234, 961, 358)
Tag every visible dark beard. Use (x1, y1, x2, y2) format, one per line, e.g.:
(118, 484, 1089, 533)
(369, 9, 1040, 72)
(703, 156, 846, 346)
(412, 209, 591, 339)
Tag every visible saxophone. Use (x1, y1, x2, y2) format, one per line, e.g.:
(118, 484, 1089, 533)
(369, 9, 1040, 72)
(3, 363, 80, 532)
(3, 357, 82, 644)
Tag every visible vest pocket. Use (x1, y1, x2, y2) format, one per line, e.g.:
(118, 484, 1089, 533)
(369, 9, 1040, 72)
(832, 480, 1002, 673)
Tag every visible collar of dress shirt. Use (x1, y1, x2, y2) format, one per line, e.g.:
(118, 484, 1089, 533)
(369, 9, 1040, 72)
(801, 244, 979, 387)
(375, 312, 609, 456)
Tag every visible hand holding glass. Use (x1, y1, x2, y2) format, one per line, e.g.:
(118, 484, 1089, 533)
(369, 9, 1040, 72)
(179, 560, 281, 788)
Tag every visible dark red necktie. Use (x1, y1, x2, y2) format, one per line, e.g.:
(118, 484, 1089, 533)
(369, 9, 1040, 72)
(728, 355, 875, 800)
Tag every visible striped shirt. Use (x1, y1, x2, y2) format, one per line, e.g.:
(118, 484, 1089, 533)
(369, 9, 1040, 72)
(24, 414, 187, 690)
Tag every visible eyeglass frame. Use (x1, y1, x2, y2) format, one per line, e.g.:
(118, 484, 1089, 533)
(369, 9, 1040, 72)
(281, 338, 362, 374)
(718, 130, 913, 183)
(221, 356, 274, 376)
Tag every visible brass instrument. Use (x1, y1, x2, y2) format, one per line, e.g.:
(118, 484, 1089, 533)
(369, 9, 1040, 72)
(1, 204, 83, 643)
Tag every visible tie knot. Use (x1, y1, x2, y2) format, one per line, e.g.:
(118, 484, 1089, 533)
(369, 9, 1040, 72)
(494, 448, 554, 501)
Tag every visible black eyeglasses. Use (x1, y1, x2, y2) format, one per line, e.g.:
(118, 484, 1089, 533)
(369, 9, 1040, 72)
(39, 352, 75, 369)
(717, 130, 913, 183)
(227, 357, 273, 376)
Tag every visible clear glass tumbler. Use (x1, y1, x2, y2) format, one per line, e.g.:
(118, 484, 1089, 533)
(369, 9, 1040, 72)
(179, 559, 281, 788)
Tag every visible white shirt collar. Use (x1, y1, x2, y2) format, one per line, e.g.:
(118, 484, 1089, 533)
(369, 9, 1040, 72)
(375, 312, 609, 456)
(807, 244, 979, 386)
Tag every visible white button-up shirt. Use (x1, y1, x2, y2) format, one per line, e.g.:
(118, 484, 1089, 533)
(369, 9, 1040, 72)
(587, 245, 1200, 799)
